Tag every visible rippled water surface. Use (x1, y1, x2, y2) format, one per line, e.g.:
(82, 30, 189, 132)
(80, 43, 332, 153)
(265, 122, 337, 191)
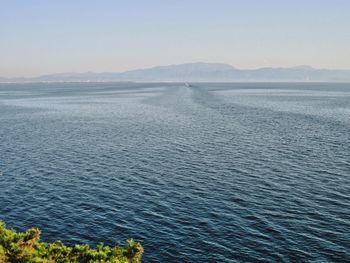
(0, 82, 349, 262)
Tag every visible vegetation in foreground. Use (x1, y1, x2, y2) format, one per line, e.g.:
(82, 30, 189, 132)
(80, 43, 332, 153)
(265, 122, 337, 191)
(0, 221, 143, 263)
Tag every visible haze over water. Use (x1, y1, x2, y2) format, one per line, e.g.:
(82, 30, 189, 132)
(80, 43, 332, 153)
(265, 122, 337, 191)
(0, 83, 349, 262)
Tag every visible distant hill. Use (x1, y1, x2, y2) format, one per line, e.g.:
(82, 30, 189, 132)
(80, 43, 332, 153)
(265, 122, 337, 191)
(1, 62, 350, 82)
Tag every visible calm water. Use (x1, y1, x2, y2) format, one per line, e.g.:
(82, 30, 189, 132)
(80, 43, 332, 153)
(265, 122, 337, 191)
(0, 82, 349, 262)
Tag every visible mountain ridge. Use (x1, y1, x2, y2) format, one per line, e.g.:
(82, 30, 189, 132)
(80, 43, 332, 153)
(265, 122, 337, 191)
(1, 62, 350, 82)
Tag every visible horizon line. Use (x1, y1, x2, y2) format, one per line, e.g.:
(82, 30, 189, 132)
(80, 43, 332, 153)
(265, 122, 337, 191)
(1, 62, 350, 79)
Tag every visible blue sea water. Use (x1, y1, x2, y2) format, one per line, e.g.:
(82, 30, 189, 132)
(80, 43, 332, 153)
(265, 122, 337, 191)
(0, 82, 349, 262)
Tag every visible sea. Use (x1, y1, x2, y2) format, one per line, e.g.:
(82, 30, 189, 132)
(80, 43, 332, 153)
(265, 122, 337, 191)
(0, 82, 349, 262)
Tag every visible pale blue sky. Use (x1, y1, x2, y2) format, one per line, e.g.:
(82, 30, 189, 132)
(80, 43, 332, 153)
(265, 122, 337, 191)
(1, 0, 349, 77)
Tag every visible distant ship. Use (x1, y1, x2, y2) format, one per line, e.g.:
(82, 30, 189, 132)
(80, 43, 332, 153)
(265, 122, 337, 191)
(185, 83, 191, 87)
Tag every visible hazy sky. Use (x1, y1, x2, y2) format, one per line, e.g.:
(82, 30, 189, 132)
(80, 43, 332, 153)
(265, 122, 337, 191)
(1, 0, 350, 77)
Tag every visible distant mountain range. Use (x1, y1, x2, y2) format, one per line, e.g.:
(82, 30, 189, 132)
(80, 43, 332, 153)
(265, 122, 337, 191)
(1, 63, 350, 82)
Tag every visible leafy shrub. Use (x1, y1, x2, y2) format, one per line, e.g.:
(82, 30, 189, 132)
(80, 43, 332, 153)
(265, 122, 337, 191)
(0, 221, 143, 263)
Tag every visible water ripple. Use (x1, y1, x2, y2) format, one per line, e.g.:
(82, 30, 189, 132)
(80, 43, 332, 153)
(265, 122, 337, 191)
(0, 82, 349, 262)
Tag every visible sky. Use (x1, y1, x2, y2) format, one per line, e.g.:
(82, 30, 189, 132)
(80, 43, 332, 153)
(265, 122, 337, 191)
(0, 0, 349, 77)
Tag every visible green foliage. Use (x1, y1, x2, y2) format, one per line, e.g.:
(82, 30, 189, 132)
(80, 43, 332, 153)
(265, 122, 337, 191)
(0, 221, 143, 263)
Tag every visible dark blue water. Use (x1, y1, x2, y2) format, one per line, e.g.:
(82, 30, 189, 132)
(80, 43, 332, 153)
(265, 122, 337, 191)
(0, 82, 349, 262)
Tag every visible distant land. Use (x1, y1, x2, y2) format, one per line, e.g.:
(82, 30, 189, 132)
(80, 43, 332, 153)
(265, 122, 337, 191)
(1, 63, 350, 82)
